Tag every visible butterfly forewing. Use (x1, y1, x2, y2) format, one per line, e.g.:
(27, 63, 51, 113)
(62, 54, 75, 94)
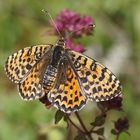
(68, 50, 122, 102)
(18, 46, 53, 100)
(5, 45, 52, 83)
(48, 59, 87, 113)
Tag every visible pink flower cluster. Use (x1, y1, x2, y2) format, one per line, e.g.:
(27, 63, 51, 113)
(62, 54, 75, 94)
(50, 9, 95, 53)
(65, 38, 85, 53)
(54, 9, 94, 37)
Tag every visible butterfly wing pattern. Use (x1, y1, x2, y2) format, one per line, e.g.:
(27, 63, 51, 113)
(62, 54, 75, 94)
(5, 45, 52, 83)
(5, 38, 122, 113)
(68, 50, 122, 102)
(48, 59, 87, 113)
(5, 45, 53, 100)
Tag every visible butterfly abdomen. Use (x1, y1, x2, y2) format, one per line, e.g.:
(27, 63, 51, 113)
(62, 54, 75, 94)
(43, 65, 57, 91)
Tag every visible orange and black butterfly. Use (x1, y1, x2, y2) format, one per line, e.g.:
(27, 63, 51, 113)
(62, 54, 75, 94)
(5, 38, 122, 113)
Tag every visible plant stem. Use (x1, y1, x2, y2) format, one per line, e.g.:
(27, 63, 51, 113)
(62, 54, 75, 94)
(75, 112, 93, 140)
(116, 134, 120, 140)
(66, 115, 84, 134)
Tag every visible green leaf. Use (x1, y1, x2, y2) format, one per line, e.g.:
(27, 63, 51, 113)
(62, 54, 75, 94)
(118, 132, 130, 140)
(63, 115, 68, 122)
(54, 110, 65, 124)
(63, 115, 69, 128)
(90, 115, 106, 127)
(94, 127, 104, 135)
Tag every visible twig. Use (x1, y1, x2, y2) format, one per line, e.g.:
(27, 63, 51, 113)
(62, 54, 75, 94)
(116, 134, 120, 140)
(66, 115, 84, 134)
(75, 112, 93, 140)
(89, 126, 95, 133)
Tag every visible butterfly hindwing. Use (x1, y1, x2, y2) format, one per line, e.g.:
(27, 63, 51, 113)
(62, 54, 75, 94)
(5, 45, 52, 83)
(48, 59, 87, 113)
(68, 50, 122, 102)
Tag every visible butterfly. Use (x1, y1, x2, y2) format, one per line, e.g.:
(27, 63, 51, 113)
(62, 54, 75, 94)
(5, 38, 122, 113)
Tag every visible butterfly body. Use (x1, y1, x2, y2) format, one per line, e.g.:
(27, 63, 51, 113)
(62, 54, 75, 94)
(43, 65, 57, 91)
(5, 38, 122, 113)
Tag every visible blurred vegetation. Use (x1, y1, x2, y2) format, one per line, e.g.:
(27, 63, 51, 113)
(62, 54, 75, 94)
(0, 0, 140, 140)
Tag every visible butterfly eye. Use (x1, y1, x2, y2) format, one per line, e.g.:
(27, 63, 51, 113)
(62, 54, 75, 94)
(74, 61, 81, 68)
(35, 52, 42, 60)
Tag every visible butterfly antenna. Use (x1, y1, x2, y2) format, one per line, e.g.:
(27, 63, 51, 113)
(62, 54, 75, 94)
(42, 9, 63, 38)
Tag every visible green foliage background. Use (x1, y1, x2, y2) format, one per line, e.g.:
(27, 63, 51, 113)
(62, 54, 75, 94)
(0, 0, 140, 140)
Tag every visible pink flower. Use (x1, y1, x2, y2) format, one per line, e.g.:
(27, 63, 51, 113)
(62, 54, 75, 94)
(114, 117, 129, 132)
(66, 38, 85, 53)
(49, 9, 95, 53)
(39, 95, 52, 108)
(52, 9, 95, 37)
(97, 96, 123, 112)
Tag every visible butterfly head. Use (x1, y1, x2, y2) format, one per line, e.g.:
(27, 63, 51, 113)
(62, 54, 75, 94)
(56, 37, 65, 47)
